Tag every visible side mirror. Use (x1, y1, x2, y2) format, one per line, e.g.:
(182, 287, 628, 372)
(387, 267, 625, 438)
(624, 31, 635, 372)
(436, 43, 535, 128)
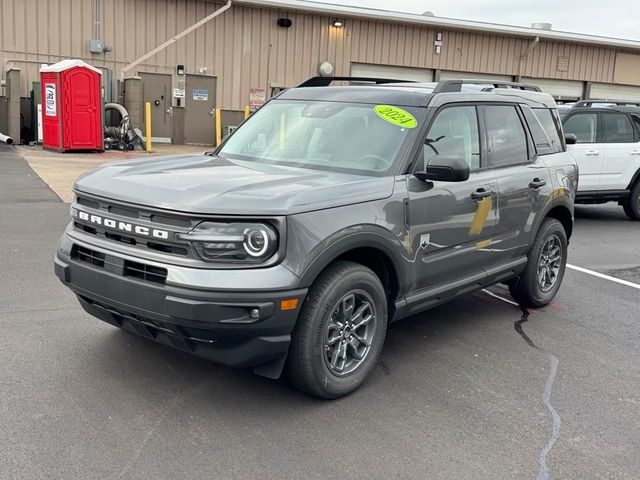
(415, 154, 470, 182)
(565, 133, 578, 145)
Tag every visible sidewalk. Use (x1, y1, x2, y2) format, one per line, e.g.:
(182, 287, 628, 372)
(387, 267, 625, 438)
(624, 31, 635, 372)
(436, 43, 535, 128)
(16, 144, 208, 202)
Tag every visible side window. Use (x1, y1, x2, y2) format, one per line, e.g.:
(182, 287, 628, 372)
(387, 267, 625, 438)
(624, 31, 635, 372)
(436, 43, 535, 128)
(522, 107, 554, 156)
(602, 113, 635, 143)
(563, 113, 597, 143)
(420, 105, 481, 171)
(484, 105, 529, 167)
(532, 108, 563, 153)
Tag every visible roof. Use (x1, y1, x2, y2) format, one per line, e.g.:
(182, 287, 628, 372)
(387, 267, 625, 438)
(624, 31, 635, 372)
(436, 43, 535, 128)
(234, 0, 640, 51)
(40, 59, 102, 74)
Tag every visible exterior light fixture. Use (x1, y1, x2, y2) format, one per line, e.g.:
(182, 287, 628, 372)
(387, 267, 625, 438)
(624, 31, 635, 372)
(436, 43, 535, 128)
(332, 19, 344, 27)
(277, 18, 292, 28)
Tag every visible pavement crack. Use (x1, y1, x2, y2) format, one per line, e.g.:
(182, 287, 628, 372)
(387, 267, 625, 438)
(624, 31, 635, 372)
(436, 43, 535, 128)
(538, 354, 561, 480)
(514, 307, 539, 350)
(513, 305, 561, 480)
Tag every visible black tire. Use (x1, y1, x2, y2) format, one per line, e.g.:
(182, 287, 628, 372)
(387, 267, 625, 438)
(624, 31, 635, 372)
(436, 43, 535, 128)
(622, 181, 640, 220)
(509, 218, 568, 308)
(287, 261, 387, 399)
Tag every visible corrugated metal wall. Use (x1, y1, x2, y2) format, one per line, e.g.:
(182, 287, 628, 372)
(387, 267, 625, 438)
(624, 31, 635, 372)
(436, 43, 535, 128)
(1, 0, 637, 109)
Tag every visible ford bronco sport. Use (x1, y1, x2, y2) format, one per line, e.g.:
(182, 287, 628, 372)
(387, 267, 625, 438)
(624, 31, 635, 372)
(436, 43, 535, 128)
(562, 100, 640, 219)
(55, 77, 578, 398)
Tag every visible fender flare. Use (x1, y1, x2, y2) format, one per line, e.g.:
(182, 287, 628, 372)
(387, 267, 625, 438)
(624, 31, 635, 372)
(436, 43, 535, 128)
(297, 226, 409, 293)
(531, 194, 574, 241)
(626, 167, 640, 191)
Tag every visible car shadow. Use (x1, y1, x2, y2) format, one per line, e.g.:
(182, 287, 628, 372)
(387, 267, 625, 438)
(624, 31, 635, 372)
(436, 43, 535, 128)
(87, 287, 525, 411)
(574, 204, 630, 222)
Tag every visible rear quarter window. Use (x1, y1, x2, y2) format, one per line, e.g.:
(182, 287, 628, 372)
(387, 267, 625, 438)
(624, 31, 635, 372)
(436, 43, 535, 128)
(532, 108, 563, 153)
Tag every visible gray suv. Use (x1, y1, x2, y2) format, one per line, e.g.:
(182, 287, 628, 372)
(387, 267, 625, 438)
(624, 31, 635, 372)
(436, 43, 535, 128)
(55, 78, 578, 398)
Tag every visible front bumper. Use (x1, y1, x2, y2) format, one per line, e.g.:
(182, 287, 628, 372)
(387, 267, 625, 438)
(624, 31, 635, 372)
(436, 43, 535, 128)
(55, 236, 307, 371)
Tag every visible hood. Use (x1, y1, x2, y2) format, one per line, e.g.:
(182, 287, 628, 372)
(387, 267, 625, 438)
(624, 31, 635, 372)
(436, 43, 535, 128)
(74, 154, 395, 215)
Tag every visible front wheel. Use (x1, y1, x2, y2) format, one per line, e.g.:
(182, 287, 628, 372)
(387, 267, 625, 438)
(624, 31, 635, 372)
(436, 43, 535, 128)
(287, 261, 387, 399)
(509, 218, 568, 308)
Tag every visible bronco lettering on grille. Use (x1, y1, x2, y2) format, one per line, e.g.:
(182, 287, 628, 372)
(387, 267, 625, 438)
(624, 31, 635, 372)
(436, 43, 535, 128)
(77, 210, 170, 240)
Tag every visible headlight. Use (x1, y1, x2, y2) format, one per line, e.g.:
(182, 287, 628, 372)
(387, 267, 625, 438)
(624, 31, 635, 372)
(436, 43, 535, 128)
(178, 222, 278, 263)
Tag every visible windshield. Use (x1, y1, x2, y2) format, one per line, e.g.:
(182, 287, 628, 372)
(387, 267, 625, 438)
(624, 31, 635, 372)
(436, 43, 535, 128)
(219, 100, 423, 175)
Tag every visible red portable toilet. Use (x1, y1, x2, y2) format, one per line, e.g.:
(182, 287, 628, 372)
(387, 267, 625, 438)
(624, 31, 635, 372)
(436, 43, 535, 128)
(40, 59, 103, 152)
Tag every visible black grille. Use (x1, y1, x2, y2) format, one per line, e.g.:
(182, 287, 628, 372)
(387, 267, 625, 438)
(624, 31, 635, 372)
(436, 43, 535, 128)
(73, 197, 193, 258)
(71, 245, 105, 267)
(123, 260, 168, 284)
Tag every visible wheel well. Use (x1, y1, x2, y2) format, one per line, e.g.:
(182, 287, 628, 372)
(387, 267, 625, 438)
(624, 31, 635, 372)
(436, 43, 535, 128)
(335, 247, 400, 320)
(546, 205, 573, 239)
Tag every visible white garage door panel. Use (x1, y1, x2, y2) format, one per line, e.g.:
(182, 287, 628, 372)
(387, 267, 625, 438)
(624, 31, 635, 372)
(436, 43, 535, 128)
(521, 77, 583, 99)
(350, 63, 434, 82)
(439, 71, 512, 81)
(590, 83, 640, 102)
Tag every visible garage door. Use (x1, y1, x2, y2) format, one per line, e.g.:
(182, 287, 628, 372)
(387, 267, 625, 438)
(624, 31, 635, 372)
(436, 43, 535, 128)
(350, 63, 434, 82)
(521, 77, 584, 100)
(590, 83, 640, 102)
(439, 71, 513, 81)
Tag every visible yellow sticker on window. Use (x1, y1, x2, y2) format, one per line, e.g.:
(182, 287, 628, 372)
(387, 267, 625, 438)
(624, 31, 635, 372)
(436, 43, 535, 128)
(374, 105, 417, 129)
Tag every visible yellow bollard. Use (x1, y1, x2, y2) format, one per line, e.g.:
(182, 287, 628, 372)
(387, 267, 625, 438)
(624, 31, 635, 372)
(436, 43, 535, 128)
(215, 108, 222, 146)
(244, 105, 250, 120)
(144, 102, 152, 152)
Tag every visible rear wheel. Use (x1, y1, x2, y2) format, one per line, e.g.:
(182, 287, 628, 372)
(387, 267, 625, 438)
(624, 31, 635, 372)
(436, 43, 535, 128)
(622, 181, 640, 220)
(509, 218, 568, 308)
(287, 261, 387, 399)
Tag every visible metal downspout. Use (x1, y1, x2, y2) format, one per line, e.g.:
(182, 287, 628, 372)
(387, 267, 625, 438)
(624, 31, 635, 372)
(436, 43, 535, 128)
(120, 0, 233, 81)
(518, 36, 540, 79)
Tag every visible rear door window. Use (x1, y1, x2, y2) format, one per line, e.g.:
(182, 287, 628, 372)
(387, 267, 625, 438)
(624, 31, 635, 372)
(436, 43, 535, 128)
(601, 113, 635, 143)
(483, 105, 529, 167)
(563, 113, 597, 143)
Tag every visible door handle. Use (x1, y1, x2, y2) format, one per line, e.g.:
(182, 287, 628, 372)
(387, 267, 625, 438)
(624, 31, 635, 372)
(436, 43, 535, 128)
(471, 188, 493, 200)
(631, 150, 640, 155)
(585, 150, 600, 156)
(529, 178, 546, 189)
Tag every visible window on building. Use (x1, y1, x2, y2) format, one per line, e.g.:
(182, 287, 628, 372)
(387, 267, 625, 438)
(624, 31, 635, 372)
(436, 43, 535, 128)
(563, 113, 597, 143)
(484, 105, 529, 167)
(420, 106, 481, 171)
(601, 113, 635, 143)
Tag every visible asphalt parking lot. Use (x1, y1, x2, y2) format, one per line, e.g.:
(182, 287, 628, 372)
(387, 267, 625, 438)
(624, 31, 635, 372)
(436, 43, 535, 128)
(1, 144, 638, 480)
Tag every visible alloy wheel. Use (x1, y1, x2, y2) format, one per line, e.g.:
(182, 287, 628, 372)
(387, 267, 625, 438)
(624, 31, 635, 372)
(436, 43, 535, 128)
(323, 290, 377, 376)
(537, 234, 563, 292)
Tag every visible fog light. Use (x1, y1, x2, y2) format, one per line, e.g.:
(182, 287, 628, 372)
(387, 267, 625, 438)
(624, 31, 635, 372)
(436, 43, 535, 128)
(249, 308, 260, 320)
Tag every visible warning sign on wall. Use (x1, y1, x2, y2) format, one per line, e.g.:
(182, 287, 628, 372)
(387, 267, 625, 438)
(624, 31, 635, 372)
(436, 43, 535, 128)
(249, 88, 266, 109)
(192, 88, 209, 101)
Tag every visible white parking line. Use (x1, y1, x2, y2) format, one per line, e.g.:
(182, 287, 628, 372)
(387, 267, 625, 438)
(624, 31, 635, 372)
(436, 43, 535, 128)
(481, 288, 520, 306)
(567, 264, 640, 291)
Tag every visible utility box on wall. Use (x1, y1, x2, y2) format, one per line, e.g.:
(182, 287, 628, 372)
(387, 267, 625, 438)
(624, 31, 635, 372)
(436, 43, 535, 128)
(40, 60, 103, 152)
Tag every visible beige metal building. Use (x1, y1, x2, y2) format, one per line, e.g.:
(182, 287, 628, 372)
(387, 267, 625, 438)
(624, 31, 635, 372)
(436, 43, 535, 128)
(2, 0, 640, 145)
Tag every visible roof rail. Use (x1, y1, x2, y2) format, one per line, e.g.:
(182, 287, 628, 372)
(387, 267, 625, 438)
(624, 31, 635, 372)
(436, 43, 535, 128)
(574, 99, 640, 107)
(432, 79, 541, 93)
(297, 76, 416, 87)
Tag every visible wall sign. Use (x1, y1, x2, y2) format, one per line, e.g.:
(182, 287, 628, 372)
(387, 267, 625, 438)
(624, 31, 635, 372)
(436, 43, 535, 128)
(173, 88, 185, 98)
(45, 83, 56, 116)
(192, 88, 208, 101)
(249, 88, 266, 109)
